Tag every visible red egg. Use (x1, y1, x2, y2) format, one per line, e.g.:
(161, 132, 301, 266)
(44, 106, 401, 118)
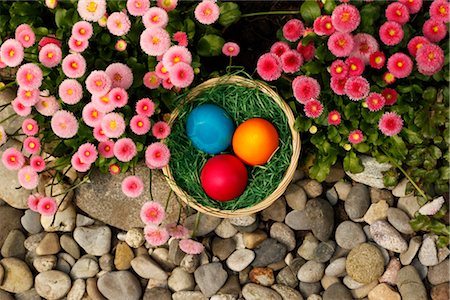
(200, 154, 248, 202)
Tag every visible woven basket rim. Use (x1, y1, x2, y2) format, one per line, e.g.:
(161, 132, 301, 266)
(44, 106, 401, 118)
(162, 75, 301, 218)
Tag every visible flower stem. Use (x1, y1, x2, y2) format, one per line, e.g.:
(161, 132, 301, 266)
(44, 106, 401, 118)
(0, 81, 17, 91)
(192, 211, 202, 238)
(0, 114, 17, 125)
(51, 175, 90, 197)
(241, 10, 300, 18)
(164, 189, 172, 211)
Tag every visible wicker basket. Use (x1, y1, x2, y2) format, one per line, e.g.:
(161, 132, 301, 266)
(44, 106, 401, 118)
(162, 75, 301, 217)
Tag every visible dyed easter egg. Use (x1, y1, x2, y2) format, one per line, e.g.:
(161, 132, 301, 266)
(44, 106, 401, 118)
(232, 118, 279, 166)
(200, 154, 248, 202)
(186, 104, 235, 154)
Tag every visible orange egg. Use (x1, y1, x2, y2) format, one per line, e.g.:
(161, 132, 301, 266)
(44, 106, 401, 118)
(232, 118, 279, 166)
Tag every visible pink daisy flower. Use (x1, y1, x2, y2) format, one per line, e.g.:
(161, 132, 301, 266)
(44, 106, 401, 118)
(86, 70, 112, 96)
(297, 42, 316, 61)
(72, 21, 93, 41)
(327, 32, 354, 57)
(157, 0, 178, 12)
(93, 125, 108, 142)
(168, 62, 194, 88)
(23, 136, 41, 154)
(166, 223, 190, 239)
(292, 75, 321, 104)
(98, 13, 108, 27)
(59, 79, 83, 105)
(382, 88, 398, 106)
(222, 42, 240, 57)
(12, 98, 32, 117)
(140, 27, 171, 56)
(68, 36, 89, 53)
(78, 143, 98, 164)
(379, 21, 404, 46)
(18, 166, 39, 190)
(173, 31, 188, 47)
(155, 62, 170, 79)
(140, 201, 165, 225)
(37, 197, 58, 216)
(152, 121, 171, 139)
(194, 0, 220, 25)
(98, 140, 115, 158)
(331, 4, 360, 33)
(109, 164, 120, 175)
(348, 130, 364, 144)
(136, 98, 155, 117)
(344, 76, 370, 101)
(179, 239, 204, 255)
(71, 152, 91, 172)
(387, 52, 413, 79)
(15, 25, 35, 48)
(62, 54, 87, 78)
(369, 51, 386, 69)
(314, 15, 335, 36)
(330, 59, 348, 79)
(0, 53, 6, 69)
(39, 43, 63, 68)
(51, 110, 79, 139)
(82, 102, 104, 127)
(162, 78, 173, 90)
(30, 156, 46, 172)
(105, 63, 134, 90)
(77, 0, 106, 22)
(22, 119, 38, 136)
(350, 33, 379, 65)
(407, 36, 430, 57)
(114, 138, 137, 162)
(145, 142, 170, 169)
(280, 50, 303, 73)
(16, 63, 43, 90)
(283, 19, 304, 42)
(386, 2, 410, 25)
(430, 0, 449, 23)
(92, 93, 115, 114)
(109, 87, 128, 108)
(115, 40, 127, 52)
(17, 87, 39, 107)
(313, 16, 326, 36)
(0, 126, 6, 146)
(28, 194, 43, 211)
(270, 41, 290, 57)
(162, 46, 192, 70)
(257, 53, 282, 81)
(422, 19, 447, 42)
(365, 92, 385, 112)
(101, 113, 126, 138)
(0, 39, 24, 67)
(2, 148, 25, 170)
(38, 36, 61, 50)
(143, 71, 161, 89)
(122, 175, 144, 198)
(379, 112, 403, 136)
(416, 43, 445, 75)
(383, 72, 396, 85)
(345, 56, 365, 77)
(143, 7, 169, 29)
(304, 99, 324, 118)
(130, 115, 151, 135)
(144, 225, 170, 246)
(328, 111, 341, 125)
(398, 0, 423, 14)
(127, 0, 150, 16)
(107, 12, 131, 36)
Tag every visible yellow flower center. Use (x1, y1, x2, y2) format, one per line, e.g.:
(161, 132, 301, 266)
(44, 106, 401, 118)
(85, 151, 90, 157)
(350, 64, 357, 71)
(95, 80, 103, 87)
(111, 165, 119, 173)
(71, 62, 78, 69)
(87, 1, 97, 13)
(105, 146, 110, 151)
(47, 52, 54, 58)
(396, 10, 402, 16)
(340, 12, 350, 22)
(433, 26, 439, 33)
(76, 40, 82, 46)
(137, 121, 143, 127)
(10, 156, 16, 162)
(385, 73, 394, 81)
(80, 28, 86, 34)
(428, 52, 435, 60)
(338, 39, 346, 47)
(101, 96, 109, 103)
(109, 120, 117, 129)
(114, 73, 122, 81)
(143, 105, 148, 111)
(42, 101, 48, 108)
(397, 62, 403, 68)
(372, 98, 378, 104)
(173, 56, 181, 63)
(388, 29, 396, 36)
(27, 124, 34, 130)
(152, 36, 160, 45)
(25, 91, 32, 97)
(204, 8, 212, 16)
(325, 22, 332, 30)
(8, 50, 14, 57)
(439, 6, 446, 14)
(29, 142, 36, 149)
(115, 20, 122, 28)
(92, 111, 98, 118)
(416, 43, 423, 49)
(336, 66, 343, 73)
(135, 0, 141, 8)
(25, 174, 31, 182)
(352, 133, 360, 140)
(67, 88, 73, 95)
(161, 66, 167, 73)
(228, 46, 235, 52)
(24, 35, 30, 41)
(331, 114, 338, 121)
(152, 15, 159, 22)
(26, 73, 33, 81)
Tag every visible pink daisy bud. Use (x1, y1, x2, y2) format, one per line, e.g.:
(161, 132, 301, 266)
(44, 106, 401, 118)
(304, 99, 324, 118)
(59, 79, 83, 105)
(168, 62, 194, 88)
(383, 72, 396, 85)
(430, 0, 449, 23)
(18, 166, 39, 190)
(162, 46, 192, 71)
(344, 76, 370, 101)
(140, 27, 171, 56)
(283, 19, 304, 42)
(270, 41, 290, 57)
(350, 33, 379, 65)
(23, 136, 41, 154)
(369, 51, 386, 69)
(72, 21, 93, 41)
(86, 70, 112, 96)
(173, 31, 188, 47)
(152, 121, 171, 139)
(98, 13, 108, 27)
(398, 0, 423, 14)
(328, 32, 355, 58)
(140, 201, 165, 225)
(292, 75, 321, 104)
(30, 156, 46, 172)
(15, 24, 36, 48)
(379, 112, 403, 136)
(194, 0, 220, 25)
(101, 113, 126, 138)
(407, 36, 430, 57)
(0, 39, 24, 67)
(28, 193, 43, 211)
(71, 152, 91, 172)
(422, 19, 447, 43)
(62, 53, 87, 78)
(222, 42, 240, 57)
(115, 40, 127, 52)
(144, 225, 170, 246)
(143, 71, 161, 89)
(365, 92, 386, 112)
(107, 12, 131, 36)
(82, 102, 104, 127)
(136, 98, 155, 117)
(379, 21, 404, 46)
(38, 36, 62, 50)
(51, 110, 79, 139)
(416, 43, 445, 75)
(155, 62, 170, 79)
(166, 223, 190, 239)
(330, 59, 348, 79)
(331, 4, 360, 33)
(17, 87, 39, 107)
(348, 130, 364, 144)
(12, 98, 32, 117)
(296, 42, 316, 61)
(78, 143, 98, 164)
(39, 43, 63, 68)
(386, 2, 410, 25)
(105, 63, 134, 90)
(37, 197, 57, 216)
(122, 175, 144, 198)
(382, 88, 398, 106)
(77, 0, 107, 22)
(2, 148, 25, 170)
(68, 36, 89, 53)
(256, 53, 282, 81)
(179, 239, 204, 255)
(22, 119, 39, 136)
(45, 0, 57, 9)
(162, 78, 173, 90)
(16, 63, 43, 90)
(113, 138, 137, 162)
(280, 50, 303, 73)
(145, 142, 170, 169)
(157, 0, 178, 12)
(387, 52, 413, 79)
(328, 111, 341, 126)
(330, 77, 347, 95)
(130, 115, 151, 135)
(109, 163, 121, 175)
(345, 56, 365, 77)
(0, 126, 6, 146)
(143, 7, 169, 29)
(98, 140, 115, 158)
(109, 87, 128, 108)
(127, 0, 150, 16)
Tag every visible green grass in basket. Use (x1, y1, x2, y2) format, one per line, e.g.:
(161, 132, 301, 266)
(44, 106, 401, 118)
(165, 83, 293, 211)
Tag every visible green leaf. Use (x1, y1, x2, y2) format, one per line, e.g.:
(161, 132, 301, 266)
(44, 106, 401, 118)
(343, 151, 364, 174)
(429, 145, 442, 159)
(300, 0, 321, 24)
(410, 214, 431, 231)
(55, 8, 68, 28)
(294, 116, 312, 132)
(388, 135, 408, 160)
(423, 87, 437, 102)
(309, 160, 331, 182)
(184, 18, 196, 41)
(354, 143, 370, 153)
(219, 2, 241, 27)
(302, 61, 323, 75)
(197, 34, 225, 57)
(323, 0, 336, 14)
(401, 127, 423, 144)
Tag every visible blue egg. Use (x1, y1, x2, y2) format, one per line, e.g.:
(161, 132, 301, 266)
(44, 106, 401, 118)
(186, 104, 235, 154)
